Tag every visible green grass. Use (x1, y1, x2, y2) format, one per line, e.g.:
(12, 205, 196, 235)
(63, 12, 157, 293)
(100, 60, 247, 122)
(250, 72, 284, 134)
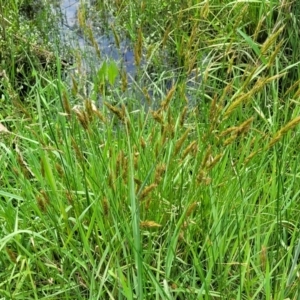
(1, 0, 300, 299)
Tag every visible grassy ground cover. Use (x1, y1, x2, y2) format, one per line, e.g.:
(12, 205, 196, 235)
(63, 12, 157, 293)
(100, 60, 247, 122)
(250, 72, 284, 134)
(1, 0, 300, 299)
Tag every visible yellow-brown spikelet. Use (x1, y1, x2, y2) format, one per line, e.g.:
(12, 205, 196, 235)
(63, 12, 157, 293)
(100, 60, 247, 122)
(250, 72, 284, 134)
(93, 108, 106, 123)
(140, 183, 157, 200)
(283, 79, 300, 97)
(37, 190, 50, 212)
(134, 27, 143, 66)
(140, 137, 146, 149)
(151, 109, 164, 124)
(16, 153, 32, 179)
(63, 90, 72, 116)
(15, 145, 34, 179)
(200, 1, 210, 20)
(179, 106, 188, 127)
(268, 116, 300, 149)
(104, 102, 125, 122)
(206, 153, 223, 170)
(142, 87, 151, 105)
(266, 39, 285, 68)
(244, 149, 261, 164)
(36, 194, 46, 212)
(224, 92, 251, 117)
(167, 108, 173, 125)
(294, 86, 300, 99)
(140, 220, 161, 228)
(261, 25, 284, 55)
(134, 151, 140, 169)
(71, 137, 84, 162)
(66, 190, 74, 204)
(73, 106, 89, 130)
(253, 18, 264, 42)
(161, 124, 173, 145)
(236, 117, 254, 135)
(186, 202, 198, 217)
(108, 170, 116, 192)
(134, 178, 142, 193)
(260, 245, 267, 272)
(84, 99, 94, 123)
(197, 170, 211, 185)
(155, 163, 166, 184)
(102, 197, 109, 216)
(201, 145, 212, 169)
(162, 24, 171, 48)
(55, 163, 64, 178)
(77, 3, 86, 29)
(86, 25, 101, 58)
(219, 126, 238, 138)
(182, 140, 197, 159)
(209, 95, 218, 122)
(116, 150, 124, 177)
(220, 118, 254, 140)
(175, 128, 191, 156)
(223, 134, 238, 146)
(6, 247, 17, 263)
(277, 115, 300, 136)
(160, 85, 176, 111)
(121, 69, 128, 92)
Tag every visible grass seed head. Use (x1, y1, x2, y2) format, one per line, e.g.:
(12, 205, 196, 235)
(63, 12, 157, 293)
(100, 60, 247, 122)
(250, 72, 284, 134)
(63, 90, 72, 116)
(206, 153, 223, 170)
(175, 128, 191, 156)
(179, 106, 188, 126)
(140, 137, 146, 149)
(116, 150, 124, 177)
(223, 134, 238, 146)
(267, 116, 300, 149)
(6, 247, 17, 263)
(102, 197, 109, 216)
(104, 102, 125, 122)
(121, 69, 128, 92)
(160, 85, 176, 111)
(73, 106, 89, 130)
(71, 137, 84, 162)
(15, 146, 34, 179)
(108, 170, 116, 192)
(140, 220, 161, 228)
(197, 170, 212, 185)
(201, 145, 212, 169)
(155, 163, 166, 184)
(66, 190, 74, 204)
(260, 245, 267, 271)
(140, 183, 157, 200)
(151, 109, 164, 124)
(182, 140, 197, 159)
(36, 195, 46, 212)
(186, 202, 198, 217)
(84, 99, 94, 122)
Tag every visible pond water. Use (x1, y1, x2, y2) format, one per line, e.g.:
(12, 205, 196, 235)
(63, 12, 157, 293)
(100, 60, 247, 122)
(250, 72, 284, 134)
(59, 1, 137, 79)
(57, 0, 203, 108)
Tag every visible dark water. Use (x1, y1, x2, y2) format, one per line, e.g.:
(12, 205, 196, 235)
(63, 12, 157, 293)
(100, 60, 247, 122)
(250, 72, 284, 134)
(58, 0, 203, 108)
(59, 0, 137, 78)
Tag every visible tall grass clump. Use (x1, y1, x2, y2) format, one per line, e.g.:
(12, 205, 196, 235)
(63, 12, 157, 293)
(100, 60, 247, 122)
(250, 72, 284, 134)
(1, 0, 300, 299)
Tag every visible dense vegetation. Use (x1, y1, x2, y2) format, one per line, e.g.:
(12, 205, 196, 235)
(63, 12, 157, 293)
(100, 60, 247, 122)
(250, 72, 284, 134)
(1, 0, 300, 299)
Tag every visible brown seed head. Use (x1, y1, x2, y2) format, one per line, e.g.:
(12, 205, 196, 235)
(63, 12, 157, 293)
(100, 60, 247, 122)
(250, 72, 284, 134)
(140, 220, 161, 228)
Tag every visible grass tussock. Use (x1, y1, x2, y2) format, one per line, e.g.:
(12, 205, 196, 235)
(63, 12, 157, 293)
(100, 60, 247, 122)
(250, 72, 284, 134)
(1, 0, 300, 299)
